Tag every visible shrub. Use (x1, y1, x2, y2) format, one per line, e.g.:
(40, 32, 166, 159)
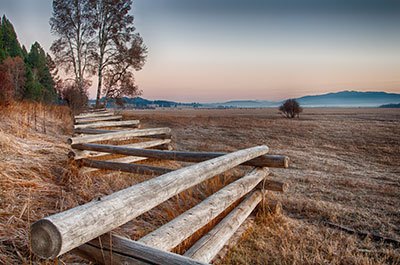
(279, 99, 303, 118)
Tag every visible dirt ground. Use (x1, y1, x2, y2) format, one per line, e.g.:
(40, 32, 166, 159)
(123, 108, 400, 264)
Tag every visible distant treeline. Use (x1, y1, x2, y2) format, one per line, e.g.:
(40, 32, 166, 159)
(0, 15, 58, 105)
(379, 103, 400, 108)
(92, 97, 201, 109)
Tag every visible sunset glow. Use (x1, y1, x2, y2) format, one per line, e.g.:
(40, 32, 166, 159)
(1, 0, 399, 102)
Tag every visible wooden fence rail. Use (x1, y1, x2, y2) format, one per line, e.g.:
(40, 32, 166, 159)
(31, 146, 269, 258)
(71, 143, 288, 168)
(30, 109, 290, 264)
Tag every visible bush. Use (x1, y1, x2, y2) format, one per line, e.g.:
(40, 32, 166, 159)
(279, 99, 303, 118)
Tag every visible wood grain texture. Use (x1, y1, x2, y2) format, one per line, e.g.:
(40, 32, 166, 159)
(80, 159, 172, 175)
(68, 127, 171, 145)
(263, 179, 289, 192)
(72, 143, 287, 168)
(74, 234, 209, 265)
(69, 139, 171, 160)
(74, 120, 140, 129)
(75, 112, 114, 119)
(30, 145, 269, 258)
(75, 115, 123, 124)
(139, 167, 269, 251)
(81, 156, 148, 174)
(184, 191, 262, 263)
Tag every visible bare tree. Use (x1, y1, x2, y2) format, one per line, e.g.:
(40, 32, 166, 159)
(50, 0, 96, 95)
(279, 99, 303, 118)
(101, 35, 145, 105)
(92, 0, 147, 107)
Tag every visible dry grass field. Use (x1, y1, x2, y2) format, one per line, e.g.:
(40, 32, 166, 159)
(0, 104, 399, 264)
(124, 108, 400, 264)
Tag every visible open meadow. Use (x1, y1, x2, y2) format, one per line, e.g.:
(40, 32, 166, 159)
(124, 107, 400, 264)
(0, 105, 399, 264)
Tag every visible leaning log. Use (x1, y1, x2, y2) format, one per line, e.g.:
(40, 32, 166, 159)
(74, 115, 123, 124)
(71, 143, 288, 168)
(74, 120, 140, 129)
(30, 145, 269, 258)
(68, 128, 171, 145)
(74, 234, 209, 265)
(184, 191, 262, 263)
(139, 167, 269, 251)
(80, 159, 172, 175)
(69, 139, 172, 160)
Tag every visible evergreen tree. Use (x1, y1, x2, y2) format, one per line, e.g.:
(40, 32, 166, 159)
(25, 42, 57, 102)
(0, 24, 7, 62)
(1, 15, 23, 58)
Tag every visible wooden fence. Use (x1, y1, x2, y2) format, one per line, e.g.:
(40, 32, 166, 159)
(30, 108, 289, 264)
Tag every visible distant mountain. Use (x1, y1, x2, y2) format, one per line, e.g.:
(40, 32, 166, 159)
(90, 91, 400, 108)
(295, 91, 400, 107)
(379, 103, 400, 108)
(203, 91, 400, 108)
(202, 100, 278, 108)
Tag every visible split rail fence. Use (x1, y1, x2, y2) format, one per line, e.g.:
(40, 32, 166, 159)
(30, 108, 290, 264)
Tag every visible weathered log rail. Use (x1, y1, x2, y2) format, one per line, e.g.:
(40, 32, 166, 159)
(30, 108, 290, 264)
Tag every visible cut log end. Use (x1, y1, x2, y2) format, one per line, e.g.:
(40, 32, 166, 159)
(31, 219, 62, 259)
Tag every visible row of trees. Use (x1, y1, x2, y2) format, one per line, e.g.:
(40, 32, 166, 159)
(0, 16, 57, 105)
(50, 0, 147, 108)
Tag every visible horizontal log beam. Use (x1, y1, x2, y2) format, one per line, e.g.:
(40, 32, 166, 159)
(71, 143, 288, 168)
(139, 167, 269, 251)
(263, 179, 289, 192)
(69, 139, 172, 160)
(75, 112, 114, 119)
(74, 120, 140, 129)
(68, 128, 171, 145)
(75, 116, 123, 124)
(82, 156, 148, 174)
(184, 191, 262, 263)
(74, 234, 209, 265)
(30, 145, 269, 258)
(80, 159, 172, 175)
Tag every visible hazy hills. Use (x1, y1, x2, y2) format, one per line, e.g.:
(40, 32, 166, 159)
(203, 91, 400, 108)
(94, 91, 400, 108)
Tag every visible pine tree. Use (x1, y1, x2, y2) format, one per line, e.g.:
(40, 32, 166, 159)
(1, 15, 23, 58)
(25, 42, 57, 102)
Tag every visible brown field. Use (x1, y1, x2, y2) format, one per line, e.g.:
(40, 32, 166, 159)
(1, 105, 399, 264)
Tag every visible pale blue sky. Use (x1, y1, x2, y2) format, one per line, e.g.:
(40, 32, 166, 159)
(1, 0, 399, 101)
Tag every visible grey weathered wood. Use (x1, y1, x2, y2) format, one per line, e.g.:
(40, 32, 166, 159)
(69, 139, 171, 160)
(74, 128, 121, 135)
(82, 156, 148, 174)
(74, 120, 140, 129)
(68, 128, 171, 145)
(263, 179, 289, 192)
(30, 145, 269, 258)
(74, 234, 209, 265)
(75, 112, 114, 119)
(72, 143, 288, 168)
(184, 191, 262, 263)
(80, 159, 172, 175)
(139, 167, 269, 251)
(75, 115, 123, 124)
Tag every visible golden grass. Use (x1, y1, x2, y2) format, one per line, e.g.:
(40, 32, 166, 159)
(1, 105, 399, 264)
(124, 108, 400, 264)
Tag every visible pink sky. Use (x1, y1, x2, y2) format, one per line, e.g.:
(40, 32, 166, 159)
(1, 0, 399, 102)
